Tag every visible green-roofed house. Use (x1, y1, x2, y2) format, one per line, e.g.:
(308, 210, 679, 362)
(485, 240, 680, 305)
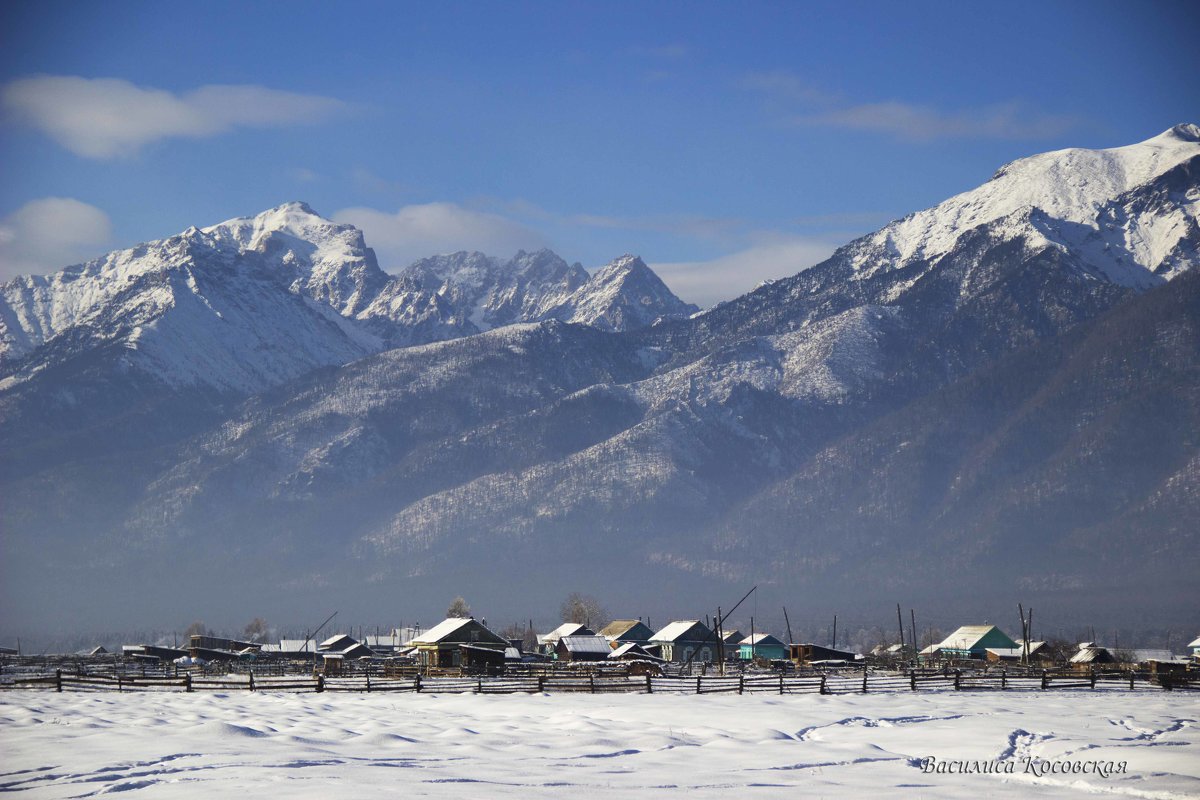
(935, 625, 1019, 660)
(738, 633, 788, 661)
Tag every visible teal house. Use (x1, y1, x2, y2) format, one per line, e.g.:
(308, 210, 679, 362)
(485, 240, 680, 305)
(738, 633, 788, 660)
(935, 625, 1018, 660)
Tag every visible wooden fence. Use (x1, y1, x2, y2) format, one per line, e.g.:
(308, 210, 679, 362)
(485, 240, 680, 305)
(2, 668, 1196, 695)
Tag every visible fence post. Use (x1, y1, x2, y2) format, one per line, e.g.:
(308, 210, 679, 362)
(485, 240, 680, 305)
(590, 675, 595, 694)
(954, 669, 961, 690)
(56, 669, 62, 693)
(366, 672, 371, 693)
(862, 667, 868, 693)
(249, 671, 255, 692)
(645, 673, 652, 694)
(477, 676, 482, 694)
(1041, 670, 1049, 690)
(696, 676, 701, 695)
(910, 672, 917, 691)
(415, 674, 422, 693)
(1090, 672, 1097, 690)
(819, 674, 827, 695)
(316, 674, 324, 693)
(738, 675, 744, 695)
(537, 674, 545, 693)
(1001, 670, 1006, 690)
(185, 673, 192, 693)
(1129, 672, 1135, 691)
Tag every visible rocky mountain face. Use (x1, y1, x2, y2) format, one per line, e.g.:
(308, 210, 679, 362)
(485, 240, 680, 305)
(1, 126, 1197, 633)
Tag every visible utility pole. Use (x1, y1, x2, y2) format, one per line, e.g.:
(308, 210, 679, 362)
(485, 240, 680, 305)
(910, 609, 917, 662)
(897, 604, 906, 657)
(783, 607, 794, 645)
(832, 615, 837, 649)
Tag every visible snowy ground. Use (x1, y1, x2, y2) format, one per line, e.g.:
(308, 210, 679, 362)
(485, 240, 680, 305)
(1, 690, 1197, 798)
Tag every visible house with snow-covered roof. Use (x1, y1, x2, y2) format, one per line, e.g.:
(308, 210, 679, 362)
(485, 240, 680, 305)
(934, 625, 1018, 660)
(650, 620, 715, 663)
(409, 617, 508, 668)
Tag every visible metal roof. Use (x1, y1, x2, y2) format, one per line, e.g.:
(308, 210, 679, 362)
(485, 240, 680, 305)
(560, 635, 611, 654)
(538, 623, 593, 645)
(1188, 636, 1200, 649)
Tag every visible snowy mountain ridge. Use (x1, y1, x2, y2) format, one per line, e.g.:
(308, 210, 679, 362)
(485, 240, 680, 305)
(846, 123, 1200, 287)
(0, 204, 696, 393)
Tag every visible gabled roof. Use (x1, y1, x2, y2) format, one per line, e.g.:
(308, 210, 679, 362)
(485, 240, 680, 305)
(651, 620, 712, 643)
(610, 642, 665, 661)
(599, 619, 653, 640)
(1188, 636, 1200, 649)
(559, 635, 612, 655)
(538, 623, 593, 645)
(410, 617, 473, 644)
(274, 639, 318, 653)
(937, 625, 1017, 652)
(1070, 645, 1111, 663)
(740, 633, 785, 647)
(410, 617, 508, 646)
(720, 630, 745, 643)
(319, 634, 358, 651)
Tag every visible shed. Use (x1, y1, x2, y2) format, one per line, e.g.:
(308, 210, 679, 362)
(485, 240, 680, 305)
(555, 635, 612, 662)
(790, 643, 857, 664)
(985, 641, 1049, 664)
(1190, 636, 1200, 663)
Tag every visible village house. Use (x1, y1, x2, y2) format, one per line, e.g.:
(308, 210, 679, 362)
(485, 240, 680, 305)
(739, 633, 788, 661)
(555, 635, 612, 662)
(1188, 636, 1200, 664)
(537, 623, 594, 654)
(1069, 642, 1116, 671)
(650, 620, 716, 664)
(933, 625, 1019, 660)
(599, 619, 655, 646)
(408, 618, 508, 669)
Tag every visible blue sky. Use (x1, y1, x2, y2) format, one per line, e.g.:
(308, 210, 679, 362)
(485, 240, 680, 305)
(1, 1, 1197, 304)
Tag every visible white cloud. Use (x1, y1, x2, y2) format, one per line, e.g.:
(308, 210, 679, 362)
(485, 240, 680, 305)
(796, 101, 1078, 141)
(650, 236, 838, 309)
(1, 75, 345, 158)
(333, 203, 547, 270)
(742, 70, 1079, 141)
(0, 197, 113, 281)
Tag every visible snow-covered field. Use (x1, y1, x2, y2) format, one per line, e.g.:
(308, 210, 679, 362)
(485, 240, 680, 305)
(2, 690, 1197, 798)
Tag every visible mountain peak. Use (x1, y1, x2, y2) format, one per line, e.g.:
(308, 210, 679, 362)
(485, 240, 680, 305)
(1157, 123, 1200, 144)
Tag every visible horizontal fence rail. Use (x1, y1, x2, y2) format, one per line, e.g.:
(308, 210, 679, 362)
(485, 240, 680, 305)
(3, 666, 1197, 695)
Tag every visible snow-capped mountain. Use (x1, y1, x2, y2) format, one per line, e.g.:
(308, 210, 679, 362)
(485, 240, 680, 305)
(0, 203, 696, 395)
(2, 126, 1197, 632)
(846, 122, 1200, 287)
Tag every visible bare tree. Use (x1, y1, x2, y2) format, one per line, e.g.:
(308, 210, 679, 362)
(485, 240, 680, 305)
(446, 596, 471, 618)
(242, 617, 270, 643)
(183, 620, 211, 638)
(560, 593, 607, 628)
